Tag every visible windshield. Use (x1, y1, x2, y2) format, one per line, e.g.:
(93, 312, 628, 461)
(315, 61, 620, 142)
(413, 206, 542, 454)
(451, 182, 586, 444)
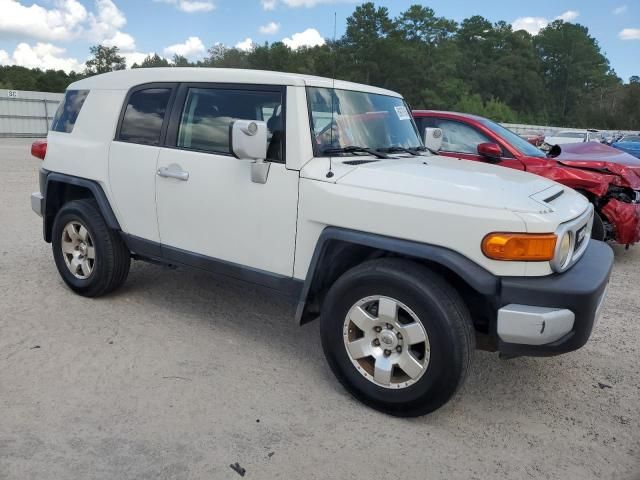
(306, 87, 423, 156)
(478, 118, 546, 158)
(621, 136, 640, 142)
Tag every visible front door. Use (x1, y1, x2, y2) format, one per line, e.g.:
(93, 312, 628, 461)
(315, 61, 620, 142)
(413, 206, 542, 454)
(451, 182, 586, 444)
(416, 117, 525, 170)
(155, 84, 299, 277)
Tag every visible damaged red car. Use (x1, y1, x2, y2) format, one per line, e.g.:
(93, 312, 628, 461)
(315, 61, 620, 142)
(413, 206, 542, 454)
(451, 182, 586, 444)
(413, 110, 640, 245)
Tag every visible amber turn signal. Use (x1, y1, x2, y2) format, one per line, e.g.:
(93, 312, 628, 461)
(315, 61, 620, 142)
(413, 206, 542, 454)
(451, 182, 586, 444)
(481, 233, 557, 261)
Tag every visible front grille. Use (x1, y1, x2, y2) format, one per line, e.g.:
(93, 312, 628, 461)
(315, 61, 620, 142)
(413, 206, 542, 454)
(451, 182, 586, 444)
(574, 225, 587, 252)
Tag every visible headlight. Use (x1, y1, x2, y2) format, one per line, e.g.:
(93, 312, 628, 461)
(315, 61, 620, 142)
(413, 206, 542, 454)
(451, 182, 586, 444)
(556, 231, 573, 268)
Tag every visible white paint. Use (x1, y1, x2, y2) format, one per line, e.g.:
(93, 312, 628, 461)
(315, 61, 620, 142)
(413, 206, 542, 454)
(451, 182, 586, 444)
(42, 68, 591, 285)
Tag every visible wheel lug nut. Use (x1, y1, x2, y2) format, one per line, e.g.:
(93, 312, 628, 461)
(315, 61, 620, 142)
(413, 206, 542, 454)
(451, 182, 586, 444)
(396, 346, 402, 353)
(397, 333, 402, 340)
(386, 323, 393, 330)
(384, 349, 391, 357)
(374, 326, 382, 333)
(373, 339, 380, 346)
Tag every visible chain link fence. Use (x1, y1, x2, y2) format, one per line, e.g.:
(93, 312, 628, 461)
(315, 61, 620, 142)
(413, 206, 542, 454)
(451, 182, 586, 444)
(0, 89, 64, 138)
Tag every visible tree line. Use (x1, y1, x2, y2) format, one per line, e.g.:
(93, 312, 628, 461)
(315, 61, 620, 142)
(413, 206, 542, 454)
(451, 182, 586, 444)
(1, 2, 638, 130)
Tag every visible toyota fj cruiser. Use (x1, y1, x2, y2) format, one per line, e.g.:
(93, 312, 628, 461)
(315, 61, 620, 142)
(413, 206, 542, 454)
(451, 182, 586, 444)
(31, 68, 613, 416)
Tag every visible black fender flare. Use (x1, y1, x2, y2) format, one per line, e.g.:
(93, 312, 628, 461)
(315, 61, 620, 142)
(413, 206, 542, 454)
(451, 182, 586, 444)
(295, 227, 499, 324)
(42, 170, 121, 242)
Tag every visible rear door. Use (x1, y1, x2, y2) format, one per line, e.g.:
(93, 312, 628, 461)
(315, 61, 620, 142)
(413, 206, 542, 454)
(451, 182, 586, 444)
(109, 84, 176, 243)
(155, 83, 299, 277)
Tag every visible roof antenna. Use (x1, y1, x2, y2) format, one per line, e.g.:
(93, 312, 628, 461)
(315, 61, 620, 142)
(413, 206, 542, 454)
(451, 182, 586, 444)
(326, 11, 337, 179)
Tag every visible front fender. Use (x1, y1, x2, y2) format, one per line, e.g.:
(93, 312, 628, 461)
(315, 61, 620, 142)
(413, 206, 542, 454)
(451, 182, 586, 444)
(295, 227, 499, 324)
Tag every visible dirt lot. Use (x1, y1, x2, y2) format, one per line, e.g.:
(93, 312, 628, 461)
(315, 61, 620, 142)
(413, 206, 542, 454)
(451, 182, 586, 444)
(0, 137, 638, 479)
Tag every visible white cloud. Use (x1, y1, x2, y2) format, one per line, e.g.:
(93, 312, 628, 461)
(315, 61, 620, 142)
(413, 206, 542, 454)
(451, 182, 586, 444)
(163, 36, 205, 58)
(87, 0, 136, 50)
(613, 5, 628, 15)
(282, 28, 325, 49)
(261, 0, 276, 10)
(0, 42, 83, 72)
(259, 22, 280, 35)
(556, 10, 579, 22)
(282, 0, 356, 7)
(0, 0, 87, 42)
(103, 31, 136, 51)
(512, 17, 549, 35)
(235, 38, 254, 51)
(155, 0, 215, 13)
(619, 28, 640, 40)
(512, 10, 580, 35)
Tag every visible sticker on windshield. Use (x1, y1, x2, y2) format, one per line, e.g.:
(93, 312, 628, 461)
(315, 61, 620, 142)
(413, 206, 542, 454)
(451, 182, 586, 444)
(394, 105, 411, 121)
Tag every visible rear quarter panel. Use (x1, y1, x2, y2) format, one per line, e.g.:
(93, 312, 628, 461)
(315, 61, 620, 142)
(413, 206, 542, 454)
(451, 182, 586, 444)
(43, 89, 127, 223)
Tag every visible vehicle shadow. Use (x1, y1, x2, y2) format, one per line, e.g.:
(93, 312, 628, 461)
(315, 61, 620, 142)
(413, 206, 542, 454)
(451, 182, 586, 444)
(109, 260, 581, 419)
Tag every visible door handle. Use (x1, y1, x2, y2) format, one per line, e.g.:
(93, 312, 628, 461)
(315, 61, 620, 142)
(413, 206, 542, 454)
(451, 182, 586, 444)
(157, 166, 189, 181)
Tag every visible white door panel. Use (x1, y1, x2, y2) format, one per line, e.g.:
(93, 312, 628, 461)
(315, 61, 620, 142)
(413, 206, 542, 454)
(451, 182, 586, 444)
(108, 141, 160, 242)
(156, 149, 299, 276)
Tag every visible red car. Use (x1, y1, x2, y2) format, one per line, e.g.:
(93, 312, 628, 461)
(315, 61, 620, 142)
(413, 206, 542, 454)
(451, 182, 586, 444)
(413, 110, 640, 245)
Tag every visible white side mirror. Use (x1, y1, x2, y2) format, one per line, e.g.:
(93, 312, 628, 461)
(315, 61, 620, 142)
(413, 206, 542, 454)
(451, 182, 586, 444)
(230, 119, 270, 184)
(424, 128, 443, 152)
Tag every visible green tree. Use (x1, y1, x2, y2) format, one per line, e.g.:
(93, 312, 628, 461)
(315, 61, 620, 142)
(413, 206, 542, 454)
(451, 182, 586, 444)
(172, 54, 192, 67)
(85, 45, 126, 75)
(535, 21, 612, 124)
(132, 53, 170, 69)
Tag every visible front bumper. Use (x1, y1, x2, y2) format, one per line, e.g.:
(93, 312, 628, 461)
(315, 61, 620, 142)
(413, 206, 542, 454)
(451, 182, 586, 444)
(495, 240, 613, 357)
(601, 199, 640, 245)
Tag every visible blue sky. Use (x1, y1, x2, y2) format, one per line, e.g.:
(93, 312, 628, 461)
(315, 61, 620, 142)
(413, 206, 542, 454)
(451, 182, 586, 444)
(0, 0, 638, 81)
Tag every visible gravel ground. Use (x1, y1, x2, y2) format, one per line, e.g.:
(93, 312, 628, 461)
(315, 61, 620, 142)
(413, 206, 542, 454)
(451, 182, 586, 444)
(0, 138, 638, 480)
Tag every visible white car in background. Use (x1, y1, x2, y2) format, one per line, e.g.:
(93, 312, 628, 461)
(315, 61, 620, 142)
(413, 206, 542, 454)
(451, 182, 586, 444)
(545, 129, 602, 146)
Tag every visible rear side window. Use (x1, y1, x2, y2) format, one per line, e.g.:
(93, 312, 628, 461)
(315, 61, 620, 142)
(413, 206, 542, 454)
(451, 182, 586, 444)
(118, 88, 172, 145)
(51, 90, 89, 133)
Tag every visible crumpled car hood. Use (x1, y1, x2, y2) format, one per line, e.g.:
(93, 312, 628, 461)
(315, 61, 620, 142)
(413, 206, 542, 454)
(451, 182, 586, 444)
(555, 143, 640, 189)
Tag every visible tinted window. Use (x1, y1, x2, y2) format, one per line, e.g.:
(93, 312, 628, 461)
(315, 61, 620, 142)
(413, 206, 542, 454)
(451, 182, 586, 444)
(426, 118, 490, 154)
(177, 88, 284, 161)
(51, 90, 89, 133)
(118, 88, 172, 145)
(478, 118, 546, 158)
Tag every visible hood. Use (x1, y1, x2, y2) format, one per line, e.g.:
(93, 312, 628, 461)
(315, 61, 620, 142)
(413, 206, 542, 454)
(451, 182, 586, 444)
(556, 142, 640, 166)
(554, 142, 640, 189)
(306, 155, 585, 215)
(612, 141, 640, 157)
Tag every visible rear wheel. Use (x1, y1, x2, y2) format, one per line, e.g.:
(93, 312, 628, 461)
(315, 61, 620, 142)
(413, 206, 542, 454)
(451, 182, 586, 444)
(320, 258, 474, 417)
(52, 200, 130, 297)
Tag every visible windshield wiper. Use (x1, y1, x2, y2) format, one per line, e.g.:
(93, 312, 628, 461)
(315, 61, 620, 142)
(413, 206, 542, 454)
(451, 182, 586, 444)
(321, 146, 389, 159)
(378, 146, 423, 156)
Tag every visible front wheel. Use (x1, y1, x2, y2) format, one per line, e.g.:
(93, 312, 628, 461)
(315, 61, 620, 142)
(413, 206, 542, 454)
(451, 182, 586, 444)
(320, 258, 474, 417)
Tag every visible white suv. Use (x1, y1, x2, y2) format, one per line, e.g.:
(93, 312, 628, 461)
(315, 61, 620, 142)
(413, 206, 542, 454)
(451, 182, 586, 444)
(31, 68, 612, 416)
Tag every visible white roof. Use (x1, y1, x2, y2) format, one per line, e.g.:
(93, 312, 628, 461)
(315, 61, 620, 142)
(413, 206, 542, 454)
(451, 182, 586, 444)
(69, 67, 402, 97)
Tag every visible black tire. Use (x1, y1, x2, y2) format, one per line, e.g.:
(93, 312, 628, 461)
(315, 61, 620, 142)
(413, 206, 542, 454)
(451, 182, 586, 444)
(51, 199, 130, 297)
(591, 211, 606, 241)
(320, 258, 474, 417)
